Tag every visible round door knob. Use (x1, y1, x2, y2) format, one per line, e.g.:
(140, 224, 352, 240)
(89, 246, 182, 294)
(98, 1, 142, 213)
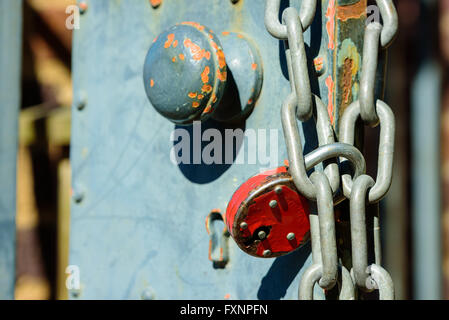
(143, 22, 227, 125)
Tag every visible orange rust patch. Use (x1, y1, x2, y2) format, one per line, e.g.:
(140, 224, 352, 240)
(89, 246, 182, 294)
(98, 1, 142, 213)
(342, 58, 354, 104)
(164, 33, 175, 48)
(202, 84, 213, 93)
(211, 94, 217, 103)
(179, 54, 185, 60)
(152, 36, 158, 43)
(184, 38, 211, 61)
(201, 66, 210, 84)
(198, 94, 205, 100)
(150, 0, 162, 7)
(251, 63, 257, 71)
(217, 70, 227, 82)
(150, 79, 154, 87)
(217, 50, 226, 69)
(211, 41, 219, 51)
(237, 34, 244, 39)
(224, 294, 231, 299)
(203, 105, 212, 113)
(173, 40, 178, 48)
(208, 34, 214, 39)
(181, 21, 205, 31)
(248, 99, 253, 104)
(325, 0, 336, 50)
(325, 75, 335, 124)
(337, 0, 367, 21)
(284, 159, 289, 167)
(172, 56, 176, 62)
(314, 57, 324, 72)
(222, 31, 230, 36)
(192, 101, 200, 108)
(188, 92, 197, 98)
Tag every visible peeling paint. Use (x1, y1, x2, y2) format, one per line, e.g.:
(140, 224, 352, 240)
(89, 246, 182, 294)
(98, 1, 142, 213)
(337, 0, 367, 21)
(337, 38, 361, 106)
(202, 84, 212, 93)
(314, 57, 324, 72)
(184, 38, 211, 61)
(201, 66, 210, 83)
(164, 33, 175, 48)
(325, 75, 335, 124)
(325, 0, 336, 50)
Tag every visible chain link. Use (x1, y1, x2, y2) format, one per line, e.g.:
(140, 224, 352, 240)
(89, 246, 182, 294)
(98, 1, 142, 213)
(264, 0, 398, 300)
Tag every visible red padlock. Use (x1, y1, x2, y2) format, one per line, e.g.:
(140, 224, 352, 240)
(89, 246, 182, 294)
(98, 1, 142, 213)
(225, 166, 310, 258)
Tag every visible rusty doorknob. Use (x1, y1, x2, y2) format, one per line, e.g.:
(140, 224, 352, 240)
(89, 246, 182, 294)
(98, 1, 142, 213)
(143, 22, 227, 125)
(143, 22, 263, 125)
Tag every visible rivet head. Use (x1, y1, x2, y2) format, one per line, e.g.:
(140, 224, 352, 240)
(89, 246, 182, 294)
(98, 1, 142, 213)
(269, 200, 277, 208)
(287, 232, 295, 240)
(150, 0, 162, 8)
(263, 249, 271, 257)
(141, 287, 156, 300)
(240, 222, 248, 229)
(258, 231, 266, 240)
(78, 1, 88, 14)
(274, 186, 283, 194)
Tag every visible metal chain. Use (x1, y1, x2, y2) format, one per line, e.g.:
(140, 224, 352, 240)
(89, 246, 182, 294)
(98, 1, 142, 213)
(264, 0, 398, 300)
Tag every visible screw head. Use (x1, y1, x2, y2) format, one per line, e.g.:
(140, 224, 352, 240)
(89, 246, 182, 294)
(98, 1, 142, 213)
(269, 200, 278, 208)
(258, 231, 266, 240)
(76, 91, 87, 111)
(240, 222, 248, 229)
(287, 232, 295, 240)
(263, 249, 271, 257)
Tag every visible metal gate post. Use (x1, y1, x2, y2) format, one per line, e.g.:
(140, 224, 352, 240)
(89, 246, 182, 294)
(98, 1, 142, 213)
(0, 0, 23, 300)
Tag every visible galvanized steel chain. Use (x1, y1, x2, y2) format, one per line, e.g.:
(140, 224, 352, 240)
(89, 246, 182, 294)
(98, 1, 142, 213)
(264, 0, 398, 300)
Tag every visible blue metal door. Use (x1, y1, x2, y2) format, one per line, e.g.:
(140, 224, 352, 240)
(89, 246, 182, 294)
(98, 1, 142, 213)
(69, 0, 364, 299)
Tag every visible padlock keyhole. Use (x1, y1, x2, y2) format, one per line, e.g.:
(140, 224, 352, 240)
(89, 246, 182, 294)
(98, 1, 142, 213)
(242, 225, 271, 246)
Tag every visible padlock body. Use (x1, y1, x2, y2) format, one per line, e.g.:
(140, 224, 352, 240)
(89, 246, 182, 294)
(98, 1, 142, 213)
(226, 167, 310, 258)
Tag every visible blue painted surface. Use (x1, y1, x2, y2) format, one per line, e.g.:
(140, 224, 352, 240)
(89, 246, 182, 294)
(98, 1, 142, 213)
(70, 0, 332, 299)
(0, 0, 22, 300)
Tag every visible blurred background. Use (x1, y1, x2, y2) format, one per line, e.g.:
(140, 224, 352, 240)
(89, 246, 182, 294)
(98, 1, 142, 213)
(3, 0, 449, 299)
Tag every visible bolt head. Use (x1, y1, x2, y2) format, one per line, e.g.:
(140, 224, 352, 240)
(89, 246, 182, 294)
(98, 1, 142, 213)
(240, 222, 248, 229)
(263, 249, 271, 257)
(287, 232, 295, 241)
(269, 200, 277, 208)
(258, 231, 266, 240)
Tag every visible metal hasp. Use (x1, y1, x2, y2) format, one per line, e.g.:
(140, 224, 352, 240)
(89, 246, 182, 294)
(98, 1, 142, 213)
(143, 23, 263, 124)
(0, 0, 22, 299)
